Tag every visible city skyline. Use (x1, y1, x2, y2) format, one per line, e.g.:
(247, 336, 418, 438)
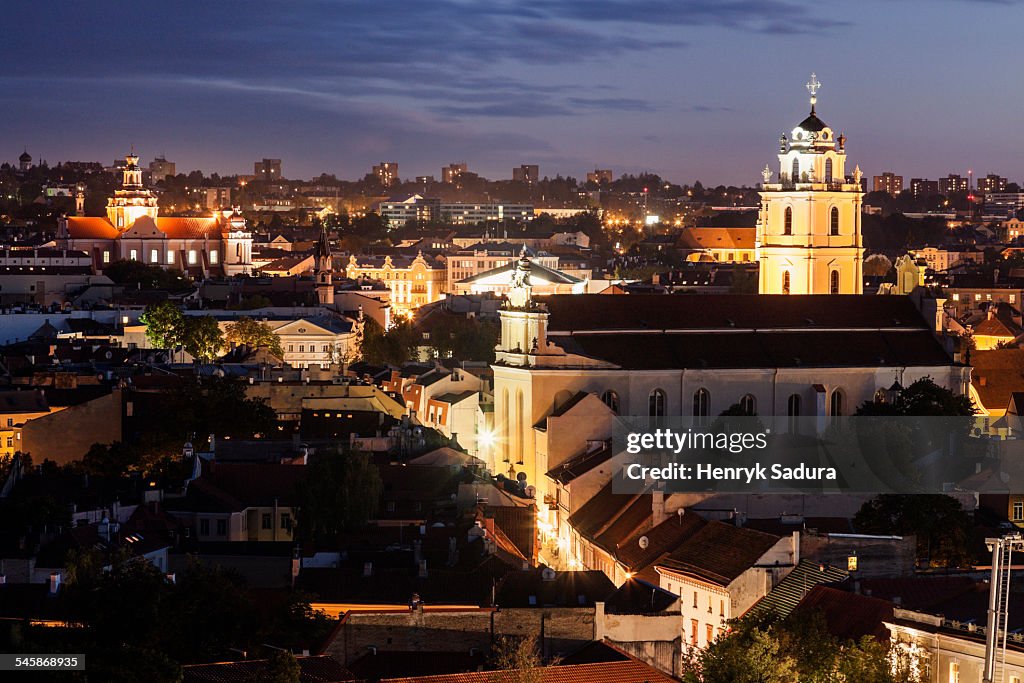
(5, 1, 1024, 185)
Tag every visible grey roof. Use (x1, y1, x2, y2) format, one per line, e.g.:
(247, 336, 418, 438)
(748, 558, 848, 619)
(459, 259, 582, 285)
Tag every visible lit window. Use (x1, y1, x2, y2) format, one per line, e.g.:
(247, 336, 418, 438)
(1014, 501, 1023, 521)
(129, 249, 138, 261)
(210, 249, 218, 264)
(166, 252, 174, 265)
(150, 249, 159, 263)
(103, 251, 111, 263)
(188, 250, 197, 265)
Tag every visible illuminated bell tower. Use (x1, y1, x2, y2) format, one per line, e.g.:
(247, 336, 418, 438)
(757, 74, 864, 295)
(314, 225, 334, 305)
(106, 151, 159, 230)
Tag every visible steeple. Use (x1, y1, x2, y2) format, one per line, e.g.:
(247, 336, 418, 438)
(314, 224, 334, 306)
(106, 148, 159, 229)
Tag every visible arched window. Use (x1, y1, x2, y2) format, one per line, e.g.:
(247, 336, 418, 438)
(830, 270, 840, 294)
(791, 158, 799, 183)
(830, 206, 840, 236)
(601, 390, 620, 414)
(649, 389, 666, 418)
(824, 158, 833, 183)
(830, 389, 844, 419)
(501, 388, 510, 462)
(782, 270, 791, 295)
(783, 207, 793, 235)
(788, 393, 801, 433)
(517, 390, 526, 465)
(693, 388, 710, 425)
(739, 394, 757, 416)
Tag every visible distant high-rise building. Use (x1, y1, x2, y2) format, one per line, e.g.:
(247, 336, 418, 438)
(909, 178, 939, 200)
(18, 149, 32, 172)
(149, 156, 176, 183)
(587, 169, 613, 185)
(939, 174, 969, 195)
(977, 174, 1008, 194)
(442, 163, 468, 184)
(372, 162, 399, 187)
(512, 164, 539, 183)
(254, 158, 282, 181)
(872, 171, 903, 196)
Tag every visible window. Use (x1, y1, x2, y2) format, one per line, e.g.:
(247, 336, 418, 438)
(784, 206, 793, 235)
(130, 249, 138, 261)
(693, 389, 710, 424)
(216, 519, 226, 536)
(830, 390, 844, 420)
(706, 623, 714, 644)
(788, 394, 801, 433)
(188, 250, 197, 265)
(386, 501, 396, 512)
(691, 619, 698, 646)
(210, 249, 218, 264)
(288, 344, 294, 352)
(200, 518, 210, 536)
(150, 249, 159, 263)
(693, 591, 698, 608)
(262, 513, 272, 530)
(323, 344, 330, 353)
(601, 390, 620, 414)
(782, 270, 791, 295)
(720, 599, 725, 617)
(791, 158, 799, 183)
(830, 270, 840, 294)
(103, 250, 111, 263)
(281, 513, 292, 531)
(649, 389, 666, 418)
(825, 158, 833, 183)
(830, 206, 839, 235)
(948, 661, 959, 683)
(739, 394, 756, 416)
(6, 437, 13, 448)
(299, 345, 305, 353)
(1014, 500, 1023, 521)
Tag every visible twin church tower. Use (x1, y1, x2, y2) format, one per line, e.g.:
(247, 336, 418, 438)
(757, 73, 864, 295)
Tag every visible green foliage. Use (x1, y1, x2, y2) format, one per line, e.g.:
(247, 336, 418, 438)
(489, 635, 544, 683)
(295, 449, 382, 544)
(103, 259, 192, 291)
(855, 377, 974, 417)
(228, 294, 274, 310)
(266, 650, 301, 683)
(360, 316, 418, 366)
(855, 494, 972, 567)
(182, 315, 224, 361)
(140, 301, 186, 349)
(728, 267, 758, 294)
(225, 316, 284, 356)
(425, 315, 499, 362)
(682, 611, 926, 683)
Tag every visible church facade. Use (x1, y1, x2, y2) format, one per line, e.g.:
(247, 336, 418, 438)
(57, 153, 253, 277)
(757, 74, 864, 295)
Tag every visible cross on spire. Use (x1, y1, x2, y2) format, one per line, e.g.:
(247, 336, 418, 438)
(806, 72, 821, 113)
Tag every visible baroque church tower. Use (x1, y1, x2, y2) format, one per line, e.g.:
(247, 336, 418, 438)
(314, 224, 334, 305)
(757, 74, 864, 295)
(106, 151, 159, 230)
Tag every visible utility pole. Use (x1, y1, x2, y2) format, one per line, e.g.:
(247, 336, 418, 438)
(983, 533, 1023, 683)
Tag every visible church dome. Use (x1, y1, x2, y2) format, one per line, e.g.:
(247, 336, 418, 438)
(796, 112, 827, 133)
(18, 150, 31, 162)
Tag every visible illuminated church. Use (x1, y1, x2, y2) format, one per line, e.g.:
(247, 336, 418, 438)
(57, 152, 253, 277)
(757, 74, 865, 295)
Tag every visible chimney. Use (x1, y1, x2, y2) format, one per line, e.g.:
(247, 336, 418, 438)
(166, 573, 176, 584)
(651, 489, 666, 525)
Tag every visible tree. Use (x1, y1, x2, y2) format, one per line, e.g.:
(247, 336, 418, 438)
(855, 494, 972, 567)
(103, 260, 192, 292)
(489, 635, 545, 683)
(360, 316, 418, 366)
(225, 316, 284, 356)
(295, 449, 382, 544)
(682, 623, 797, 683)
(183, 315, 223, 361)
(140, 301, 185, 349)
(855, 377, 974, 417)
(266, 650, 301, 683)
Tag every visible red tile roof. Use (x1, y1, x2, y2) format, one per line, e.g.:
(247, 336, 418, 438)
(182, 655, 353, 682)
(794, 585, 893, 641)
(657, 520, 781, 586)
(380, 659, 676, 683)
(64, 216, 222, 240)
(65, 217, 120, 239)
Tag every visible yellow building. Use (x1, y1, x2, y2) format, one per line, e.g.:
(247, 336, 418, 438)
(0, 390, 60, 457)
(757, 74, 864, 295)
(346, 252, 447, 315)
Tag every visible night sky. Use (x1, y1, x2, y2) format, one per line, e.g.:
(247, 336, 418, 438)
(4, 1, 1021, 185)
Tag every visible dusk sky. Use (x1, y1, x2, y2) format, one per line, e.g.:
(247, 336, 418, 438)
(4, 1, 1022, 185)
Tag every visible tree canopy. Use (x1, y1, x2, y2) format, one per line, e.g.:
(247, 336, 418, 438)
(294, 448, 382, 544)
(225, 316, 284, 356)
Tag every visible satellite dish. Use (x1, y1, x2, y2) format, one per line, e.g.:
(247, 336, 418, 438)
(525, 485, 536, 498)
(541, 567, 556, 581)
(638, 536, 650, 549)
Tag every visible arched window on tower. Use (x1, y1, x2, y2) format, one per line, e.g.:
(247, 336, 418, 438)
(788, 394, 801, 433)
(830, 206, 840, 236)
(830, 270, 840, 294)
(791, 158, 800, 183)
(649, 389, 666, 418)
(825, 158, 833, 183)
(782, 271, 791, 295)
(693, 388, 710, 425)
(784, 207, 793, 235)
(739, 394, 757, 416)
(830, 389, 844, 421)
(601, 390, 620, 414)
